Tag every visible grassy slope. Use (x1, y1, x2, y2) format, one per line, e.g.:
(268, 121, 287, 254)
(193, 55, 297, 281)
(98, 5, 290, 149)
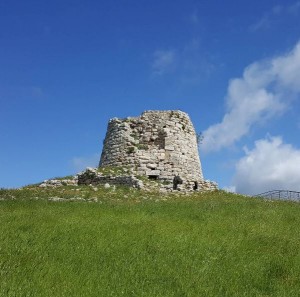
(1, 188, 300, 296)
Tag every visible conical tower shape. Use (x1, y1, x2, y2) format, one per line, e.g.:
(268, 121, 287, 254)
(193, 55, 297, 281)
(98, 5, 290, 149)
(99, 110, 209, 191)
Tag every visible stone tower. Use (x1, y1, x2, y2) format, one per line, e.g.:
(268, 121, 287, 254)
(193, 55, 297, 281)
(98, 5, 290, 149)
(99, 110, 216, 191)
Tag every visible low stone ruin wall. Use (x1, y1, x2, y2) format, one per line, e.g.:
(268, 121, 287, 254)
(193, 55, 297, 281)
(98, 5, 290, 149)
(77, 168, 144, 189)
(198, 180, 218, 191)
(39, 178, 78, 188)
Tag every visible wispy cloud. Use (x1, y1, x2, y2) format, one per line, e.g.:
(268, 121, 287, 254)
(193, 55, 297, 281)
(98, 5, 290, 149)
(234, 136, 300, 195)
(152, 50, 176, 75)
(71, 153, 99, 172)
(151, 39, 214, 82)
(250, 2, 300, 31)
(250, 15, 271, 32)
(201, 41, 300, 153)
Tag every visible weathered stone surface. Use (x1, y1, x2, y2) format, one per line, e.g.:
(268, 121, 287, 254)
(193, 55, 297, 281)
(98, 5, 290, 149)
(77, 168, 144, 189)
(146, 170, 160, 176)
(99, 110, 218, 192)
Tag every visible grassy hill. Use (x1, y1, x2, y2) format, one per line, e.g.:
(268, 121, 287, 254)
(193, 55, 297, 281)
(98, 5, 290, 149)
(1, 185, 300, 296)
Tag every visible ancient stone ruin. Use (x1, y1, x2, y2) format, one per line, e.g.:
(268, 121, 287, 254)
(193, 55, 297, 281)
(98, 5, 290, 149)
(40, 110, 217, 192)
(97, 110, 217, 192)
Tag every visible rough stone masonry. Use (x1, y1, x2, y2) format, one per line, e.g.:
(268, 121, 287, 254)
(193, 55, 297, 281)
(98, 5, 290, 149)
(98, 110, 217, 192)
(39, 110, 217, 192)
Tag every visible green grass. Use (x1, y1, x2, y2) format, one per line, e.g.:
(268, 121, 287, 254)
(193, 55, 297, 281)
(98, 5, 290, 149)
(1, 188, 300, 296)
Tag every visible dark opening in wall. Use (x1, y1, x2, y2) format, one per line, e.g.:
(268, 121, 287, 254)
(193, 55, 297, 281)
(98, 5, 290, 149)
(193, 182, 198, 191)
(148, 175, 158, 180)
(173, 175, 183, 190)
(156, 130, 166, 149)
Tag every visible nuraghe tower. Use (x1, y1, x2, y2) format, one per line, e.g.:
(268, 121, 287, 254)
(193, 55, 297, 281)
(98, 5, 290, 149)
(99, 110, 217, 192)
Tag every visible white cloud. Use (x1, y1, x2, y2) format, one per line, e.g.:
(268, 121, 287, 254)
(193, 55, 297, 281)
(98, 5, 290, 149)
(233, 136, 300, 195)
(272, 44, 300, 91)
(71, 153, 99, 172)
(152, 50, 176, 75)
(201, 41, 300, 153)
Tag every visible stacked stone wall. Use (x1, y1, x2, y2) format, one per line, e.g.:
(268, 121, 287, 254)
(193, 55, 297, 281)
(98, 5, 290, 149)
(77, 168, 143, 189)
(99, 110, 210, 191)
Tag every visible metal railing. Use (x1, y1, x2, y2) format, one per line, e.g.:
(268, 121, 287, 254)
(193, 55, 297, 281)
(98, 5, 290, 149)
(254, 190, 300, 201)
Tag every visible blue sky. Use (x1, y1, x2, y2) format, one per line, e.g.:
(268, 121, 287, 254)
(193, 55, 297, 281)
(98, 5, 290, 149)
(1, 0, 300, 194)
